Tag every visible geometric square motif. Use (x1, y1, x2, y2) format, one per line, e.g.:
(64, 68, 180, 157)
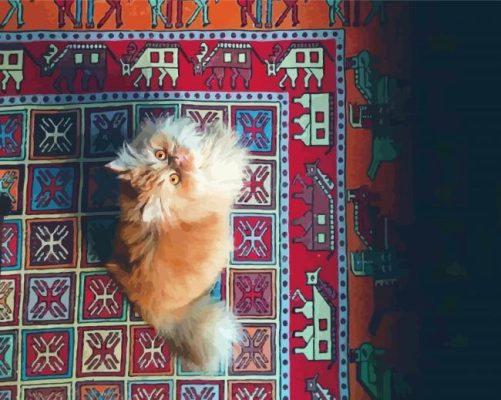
(30, 110, 80, 159)
(129, 326, 173, 376)
(76, 382, 123, 399)
(129, 381, 172, 400)
(82, 162, 119, 212)
(234, 160, 276, 210)
(27, 164, 78, 214)
(0, 165, 24, 214)
(0, 275, 21, 326)
(23, 273, 75, 325)
(230, 269, 276, 318)
(0, 111, 26, 160)
(0, 330, 17, 382)
(176, 357, 225, 377)
(84, 105, 133, 158)
(230, 324, 276, 375)
(79, 272, 125, 322)
(231, 214, 275, 265)
(136, 105, 177, 128)
(22, 328, 73, 380)
(23, 385, 69, 400)
(228, 381, 276, 400)
(26, 218, 77, 269)
(181, 104, 228, 131)
(0, 387, 16, 400)
(0, 219, 22, 271)
(76, 326, 126, 377)
(0, 275, 20, 326)
(81, 215, 119, 267)
(232, 106, 276, 156)
(176, 381, 223, 400)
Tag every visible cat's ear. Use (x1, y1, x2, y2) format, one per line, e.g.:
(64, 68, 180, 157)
(105, 159, 127, 173)
(105, 159, 131, 180)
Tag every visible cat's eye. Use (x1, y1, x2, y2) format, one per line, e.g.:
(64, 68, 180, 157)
(169, 173, 180, 186)
(154, 149, 167, 161)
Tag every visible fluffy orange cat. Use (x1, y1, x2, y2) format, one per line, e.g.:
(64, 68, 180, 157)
(105, 117, 247, 371)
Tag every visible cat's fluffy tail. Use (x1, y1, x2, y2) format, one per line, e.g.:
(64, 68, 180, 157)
(159, 295, 240, 372)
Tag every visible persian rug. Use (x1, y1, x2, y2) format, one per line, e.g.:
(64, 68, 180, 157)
(0, 1, 412, 400)
(0, 29, 344, 400)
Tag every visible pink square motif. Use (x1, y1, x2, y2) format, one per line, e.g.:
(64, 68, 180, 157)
(232, 214, 275, 264)
(130, 326, 173, 376)
(23, 329, 72, 379)
(229, 381, 275, 399)
(130, 382, 171, 399)
(81, 273, 124, 321)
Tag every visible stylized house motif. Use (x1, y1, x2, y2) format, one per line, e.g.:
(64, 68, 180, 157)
(293, 93, 334, 152)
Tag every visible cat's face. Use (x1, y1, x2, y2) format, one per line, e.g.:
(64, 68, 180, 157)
(106, 117, 246, 226)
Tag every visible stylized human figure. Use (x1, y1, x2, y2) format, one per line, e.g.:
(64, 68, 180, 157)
(53, 0, 77, 28)
(255, 0, 272, 28)
(165, 0, 185, 28)
(97, 0, 123, 29)
(0, 0, 25, 29)
(325, 0, 346, 27)
(275, 0, 300, 27)
(237, 0, 258, 28)
(364, 0, 385, 26)
(75, 0, 95, 28)
(148, 0, 169, 28)
(186, 0, 215, 28)
(343, 0, 360, 26)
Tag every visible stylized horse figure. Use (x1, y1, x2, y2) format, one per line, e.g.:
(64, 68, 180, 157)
(40, 43, 116, 92)
(292, 160, 335, 257)
(191, 42, 260, 89)
(305, 374, 334, 399)
(265, 42, 334, 89)
(120, 42, 190, 89)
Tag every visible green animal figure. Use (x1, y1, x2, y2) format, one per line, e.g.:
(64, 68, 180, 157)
(367, 135, 398, 180)
(350, 342, 392, 400)
(350, 342, 412, 399)
(346, 50, 407, 180)
(346, 50, 400, 106)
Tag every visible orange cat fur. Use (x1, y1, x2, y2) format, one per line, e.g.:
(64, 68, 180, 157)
(105, 117, 247, 371)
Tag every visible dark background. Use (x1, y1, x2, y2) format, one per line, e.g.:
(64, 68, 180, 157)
(411, 2, 501, 398)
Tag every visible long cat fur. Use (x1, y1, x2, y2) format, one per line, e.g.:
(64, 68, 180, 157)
(105, 117, 247, 371)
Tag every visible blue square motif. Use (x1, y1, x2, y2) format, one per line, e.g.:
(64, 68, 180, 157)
(85, 106, 133, 158)
(0, 389, 13, 400)
(29, 165, 78, 214)
(0, 331, 17, 382)
(0, 111, 26, 161)
(25, 274, 74, 324)
(82, 215, 119, 266)
(235, 108, 275, 155)
(180, 383, 221, 397)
